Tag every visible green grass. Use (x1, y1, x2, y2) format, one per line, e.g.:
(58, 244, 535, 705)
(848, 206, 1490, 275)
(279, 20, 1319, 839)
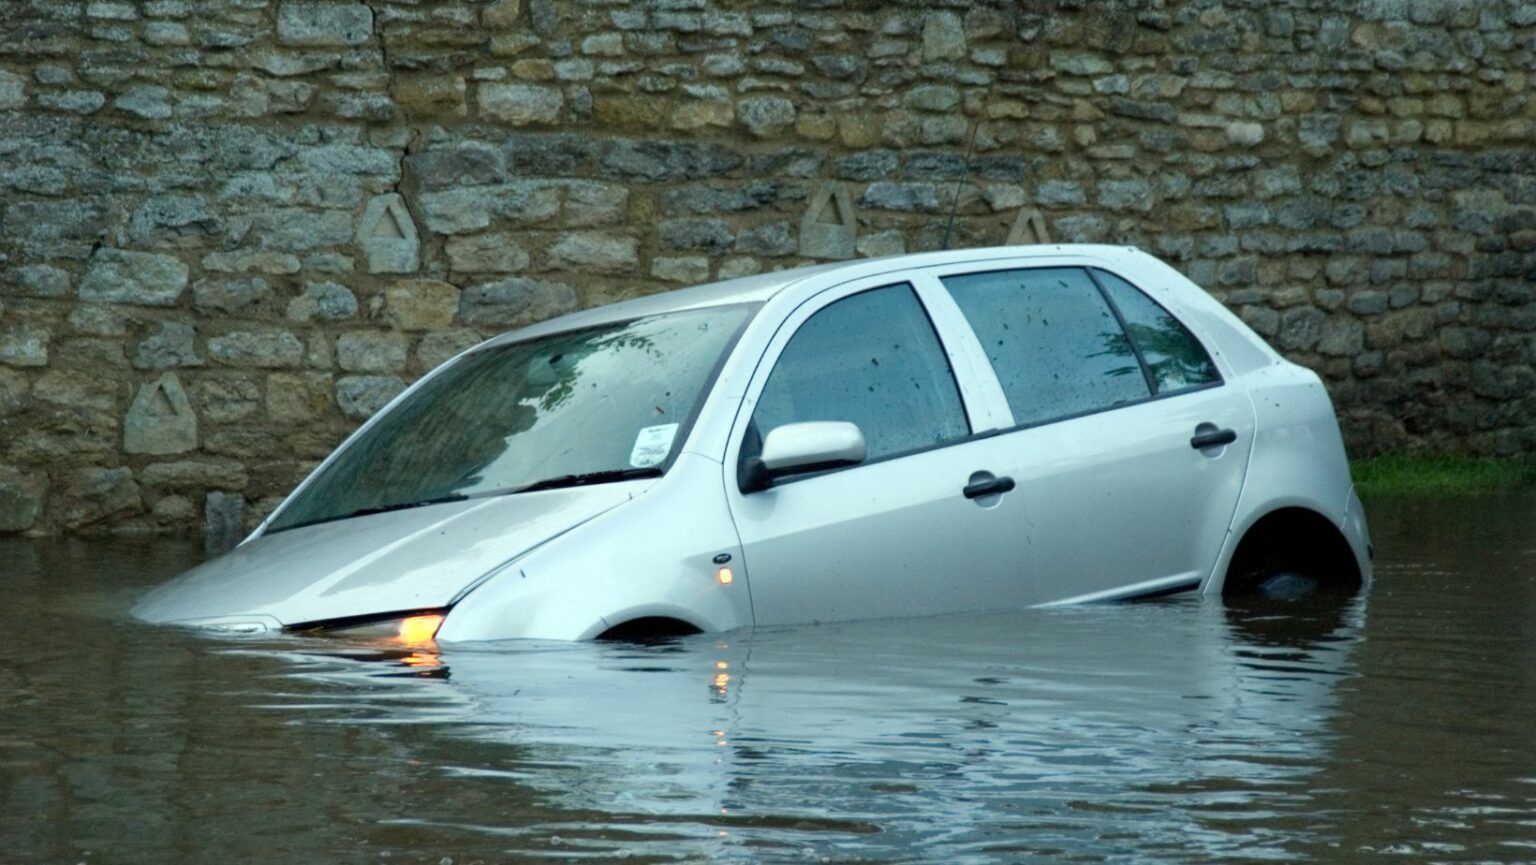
(1351, 454, 1536, 496)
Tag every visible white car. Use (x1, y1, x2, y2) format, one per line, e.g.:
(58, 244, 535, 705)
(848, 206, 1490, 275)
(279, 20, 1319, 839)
(134, 245, 1372, 643)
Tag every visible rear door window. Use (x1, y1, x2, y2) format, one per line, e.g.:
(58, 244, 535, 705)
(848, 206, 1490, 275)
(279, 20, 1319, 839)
(941, 267, 1151, 427)
(748, 283, 970, 463)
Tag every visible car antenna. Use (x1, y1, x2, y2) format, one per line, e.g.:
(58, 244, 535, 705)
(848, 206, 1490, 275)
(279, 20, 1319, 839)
(940, 111, 982, 252)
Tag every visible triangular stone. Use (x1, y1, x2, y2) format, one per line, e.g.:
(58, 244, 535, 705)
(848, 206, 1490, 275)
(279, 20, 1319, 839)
(124, 372, 197, 455)
(358, 193, 421, 274)
(799, 181, 857, 260)
(373, 207, 407, 240)
(1006, 208, 1052, 245)
(147, 387, 177, 417)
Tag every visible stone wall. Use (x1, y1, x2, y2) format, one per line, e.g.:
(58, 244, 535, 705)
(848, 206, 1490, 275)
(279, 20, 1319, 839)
(1, 0, 1534, 537)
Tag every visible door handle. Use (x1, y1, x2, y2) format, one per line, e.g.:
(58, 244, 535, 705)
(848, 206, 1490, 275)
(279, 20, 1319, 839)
(963, 475, 1015, 499)
(1190, 425, 1237, 450)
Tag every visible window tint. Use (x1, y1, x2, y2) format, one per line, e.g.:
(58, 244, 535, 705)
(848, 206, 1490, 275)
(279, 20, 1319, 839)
(1094, 270, 1220, 394)
(749, 284, 969, 463)
(942, 267, 1151, 427)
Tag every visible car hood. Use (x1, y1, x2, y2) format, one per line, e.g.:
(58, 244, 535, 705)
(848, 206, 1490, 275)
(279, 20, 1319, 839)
(132, 481, 652, 629)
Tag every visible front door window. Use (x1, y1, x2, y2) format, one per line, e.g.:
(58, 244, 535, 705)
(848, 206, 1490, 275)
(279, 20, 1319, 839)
(745, 283, 970, 466)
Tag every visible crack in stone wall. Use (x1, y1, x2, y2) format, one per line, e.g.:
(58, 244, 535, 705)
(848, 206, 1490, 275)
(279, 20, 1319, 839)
(0, 0, 1534, 537)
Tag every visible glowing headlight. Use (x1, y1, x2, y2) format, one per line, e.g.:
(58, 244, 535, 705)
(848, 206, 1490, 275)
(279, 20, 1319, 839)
(308, 611, 446, 646)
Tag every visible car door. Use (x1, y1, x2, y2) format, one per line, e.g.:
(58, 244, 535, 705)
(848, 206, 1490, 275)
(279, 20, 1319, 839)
(929, 264, 1255, 603)
(723, 277, 1037, 627)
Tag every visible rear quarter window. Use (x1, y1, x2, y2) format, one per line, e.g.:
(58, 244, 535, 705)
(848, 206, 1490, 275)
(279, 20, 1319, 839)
(1092, 269, 1221, 394)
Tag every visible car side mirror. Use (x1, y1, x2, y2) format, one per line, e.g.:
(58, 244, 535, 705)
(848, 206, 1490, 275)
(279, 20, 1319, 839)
(740, 421, 867, 493)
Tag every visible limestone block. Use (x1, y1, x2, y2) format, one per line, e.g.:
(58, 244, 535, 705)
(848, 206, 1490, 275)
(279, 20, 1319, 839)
(38, 91, 105, 114)
(1226, 121, 1264, 147)
(659, 218, 735, 253)
(69, 307, 131, 337)
(417, 329, 483, 369)
(859, 182, 940, 212)
(384, 280, 460, 331)
(1098, 178, 1154, 212)
(1279, 307, 1327, 351)
(446, 235, 530, 274)
(87, 2, 137, 19)
(287, 281, 358, 322)
(140, 460, 249, 490)
(208, 330, 304, 368)
(0, 325, 49, 367)
(651, 256, 710, 283)
(277, 3, 374, 47)
(672, 100, 735, 131)
(905, 85, 961, 113)
(8, 265, 70, 298)
(144, 21, 190, 45)
(357, 194, 421, 274)
(133, 320, 202, 370)
(395, 76, 467, 118)
(124, 372, 198, 456)
(79, 250, 189, 307)
(115, 87, 172, 120)
(549, 232, 639, 272)
(406, 144, 507, 191)
(195, 376, 261, 423)
(301, 144, 399, 179)
(129, 195, 219, 247)
(60, 466, 143, 528)
(581, 32, 623, 56)
(718, 257, 762, 279)
(856, 230, 906, 259)
(734, 222, 794, 257)
(0, 468, 47, 533)
(0, 368, 28, 416)
(459, 278, 577, 329)
(480, 83, 564, 125)
(258, 208, 354, 253)
(0, 70, 25, 110)
(152, 495, 196, 526)
(482, 0, 522, 28)
(737, 96, 796, 137)
(561, 182, 629, 226)
(266, 372, 333, 423)
(922, 12, 966, 62)
(201, 252, 302, 275)
(336, 375, 407, 419)
(799, 181, 857, 260)
(336, 331, 408, 373)
(193, 277, 275, 314)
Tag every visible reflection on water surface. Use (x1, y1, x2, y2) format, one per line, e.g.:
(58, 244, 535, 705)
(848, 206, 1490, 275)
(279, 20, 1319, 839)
(2, 495, 1534, 863)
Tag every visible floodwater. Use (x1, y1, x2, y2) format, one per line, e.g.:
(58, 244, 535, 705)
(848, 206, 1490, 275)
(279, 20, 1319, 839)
(2, 496, 1534, 865)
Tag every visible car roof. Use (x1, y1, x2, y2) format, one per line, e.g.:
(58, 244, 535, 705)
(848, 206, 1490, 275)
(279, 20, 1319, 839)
(487, 244, 1149, 344)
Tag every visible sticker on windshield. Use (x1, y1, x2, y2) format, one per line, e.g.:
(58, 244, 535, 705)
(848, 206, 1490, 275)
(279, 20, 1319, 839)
(629, 423, 679, 468)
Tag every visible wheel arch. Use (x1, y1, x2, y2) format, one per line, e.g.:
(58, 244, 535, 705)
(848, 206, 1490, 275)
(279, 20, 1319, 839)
(581, 602, 714, 641)
(1217, 505, 1363, 597)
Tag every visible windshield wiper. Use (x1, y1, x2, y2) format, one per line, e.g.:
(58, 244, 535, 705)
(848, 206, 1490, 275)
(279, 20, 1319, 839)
(514, 467, 663, 494)
(337, 493, 470, 520)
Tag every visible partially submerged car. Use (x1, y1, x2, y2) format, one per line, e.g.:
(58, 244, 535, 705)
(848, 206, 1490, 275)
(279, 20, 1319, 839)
(134, 245, 1371, 643)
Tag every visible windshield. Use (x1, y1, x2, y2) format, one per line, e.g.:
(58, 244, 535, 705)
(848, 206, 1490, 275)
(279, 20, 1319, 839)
(267, 305, 754, 532)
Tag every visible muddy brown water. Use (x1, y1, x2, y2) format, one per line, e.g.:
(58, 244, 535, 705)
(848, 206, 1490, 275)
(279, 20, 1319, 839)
(2, 495, 1534, 864)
